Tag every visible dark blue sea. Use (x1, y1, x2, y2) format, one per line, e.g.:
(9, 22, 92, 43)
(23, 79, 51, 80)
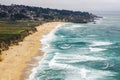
(27, 13, 120, 80)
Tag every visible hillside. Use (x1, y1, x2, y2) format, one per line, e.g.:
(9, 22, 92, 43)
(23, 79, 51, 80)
(0, 4, 97, 23)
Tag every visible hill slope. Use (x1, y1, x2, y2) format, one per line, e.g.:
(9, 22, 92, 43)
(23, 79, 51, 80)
(0, 4, 97, 23)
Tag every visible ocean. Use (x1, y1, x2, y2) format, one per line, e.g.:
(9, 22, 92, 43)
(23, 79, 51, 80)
(27, 13, 120, 80)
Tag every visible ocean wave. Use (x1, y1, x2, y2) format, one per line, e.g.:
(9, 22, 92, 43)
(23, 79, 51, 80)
(58, 44, 72, 49)
(40, 24, 65, 53)
(27, 19, 120, 80)
(49, 54, 76, 70)
(89, 47, 106, 52)
(90, 41, 112, 46)
(56, 41, 90, 49)
(53, 53, 106, 63)
(64, 67, 117, 80)
(72, 24, 85, 28)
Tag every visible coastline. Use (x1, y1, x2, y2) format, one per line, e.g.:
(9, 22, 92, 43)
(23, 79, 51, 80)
(0, 22, 65, 80)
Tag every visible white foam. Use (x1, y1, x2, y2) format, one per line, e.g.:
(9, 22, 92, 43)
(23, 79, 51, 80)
(59, 44, 72, 49)
(65, 68, 90, 80)
(49, 54, 74, 70)
(80, 68, 90, 79)
(88, 35, 97, 37)
(54, 53, 106, 63)
(102, 62, 109, 69)
(27, 67, 39, 80)
(48, 53, 83, 70)
(89, 47, 106, 52)
(95, 18, 103, 24)
(72, 24, 85, 28)
(86, 69, 117, 80)
(64, 68, 117, 80)
(55, 52, 60, 55)
(90, 41, 112, 46)
(40, 24, 65, 53)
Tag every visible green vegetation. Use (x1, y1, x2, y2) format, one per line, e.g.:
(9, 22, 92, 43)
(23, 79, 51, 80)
(0, 50, 2, 61)
(0, 20, 40, 52)
(0, 4, 97, 23)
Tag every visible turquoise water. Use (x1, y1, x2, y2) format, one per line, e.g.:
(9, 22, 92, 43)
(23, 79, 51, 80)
(28, 14, 120, 80)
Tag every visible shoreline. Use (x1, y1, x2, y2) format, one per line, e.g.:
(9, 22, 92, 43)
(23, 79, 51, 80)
(0, 22, 65, 80)
(20, 50, 44, 80)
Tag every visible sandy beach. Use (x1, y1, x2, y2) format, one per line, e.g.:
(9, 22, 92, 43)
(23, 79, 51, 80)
(0, 22, 65, 80)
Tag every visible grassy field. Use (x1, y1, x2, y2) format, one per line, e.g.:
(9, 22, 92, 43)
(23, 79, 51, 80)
(0, 20, 40, 30)
(0, 20, 40, 45)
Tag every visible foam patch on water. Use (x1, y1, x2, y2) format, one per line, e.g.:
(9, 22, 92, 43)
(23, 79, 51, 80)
(52, 53, 106, 63)
(59, 44, 72, 49)
(95, 18, 103, 24)
(88, 35, 97, 37)
(83, 69, 117, 80)
(64, 67, 117, 80)
(72, 24, 85, 28)
(49, 54, 72, 70)
(90, 41, 112, 46)
(89, 47, 106, 52)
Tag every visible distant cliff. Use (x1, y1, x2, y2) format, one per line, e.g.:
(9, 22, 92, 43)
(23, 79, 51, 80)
(0, 4, 97, 23)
